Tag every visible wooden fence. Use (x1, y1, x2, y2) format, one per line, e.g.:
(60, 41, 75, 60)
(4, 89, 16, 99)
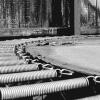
(0, 0, 71, 28)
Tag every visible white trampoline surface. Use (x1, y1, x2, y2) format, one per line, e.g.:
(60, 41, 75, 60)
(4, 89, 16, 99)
(39, 45, 100, 75)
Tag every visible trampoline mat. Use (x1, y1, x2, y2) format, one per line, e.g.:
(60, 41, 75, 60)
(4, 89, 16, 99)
(35, 45, 100, 75)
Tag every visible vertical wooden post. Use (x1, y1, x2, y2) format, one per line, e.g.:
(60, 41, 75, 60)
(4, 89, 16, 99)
(46, 0, 52, 27)
(74, 0, 81, 35)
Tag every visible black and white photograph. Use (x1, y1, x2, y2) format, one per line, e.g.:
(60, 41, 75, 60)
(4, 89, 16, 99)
(0, 0, 100, 100)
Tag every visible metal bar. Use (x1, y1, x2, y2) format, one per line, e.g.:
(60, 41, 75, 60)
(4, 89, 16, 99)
(0, 77, 89, 100)
(0, 70, 58, 83)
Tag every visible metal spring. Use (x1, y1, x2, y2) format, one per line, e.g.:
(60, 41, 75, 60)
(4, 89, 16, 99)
(0, 45, 15, 48)
(0, 43, 16, 45)
(0, 49, 14, 53)
(0, 63, 42, 74)
(0, 48, 15, 51)
(0, 57, 18, 61)
(0, 53, 15, 57)
(0, 77, 89, 100)
(0, 51, 15, 53)
(0, 70, 58, 84)
(0, 52, 14, 55)
(0, 44, 15, 46)
(0, 48, 14, 50)
(0, 60, 25, 66)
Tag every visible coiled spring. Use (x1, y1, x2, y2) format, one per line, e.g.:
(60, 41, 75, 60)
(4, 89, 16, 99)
(0, 77, 89, 100)
(0, 60, 25, 66)
(0, 53, 15, 57)
(0, 57, 18, 61)
(0, 63, 42, 74)
(0, 49, 14, 53)
(0, 70, 58, 84)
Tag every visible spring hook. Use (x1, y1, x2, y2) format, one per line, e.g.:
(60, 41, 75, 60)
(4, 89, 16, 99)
(42, 64, 54, 70)
(94, 76, 100, 83)
(56, 69, 74, 77)
(60, 69, 74, 76)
